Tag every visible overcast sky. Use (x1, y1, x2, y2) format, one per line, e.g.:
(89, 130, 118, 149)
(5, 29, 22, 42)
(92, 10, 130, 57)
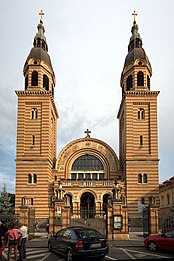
(0, 0, 174, 193)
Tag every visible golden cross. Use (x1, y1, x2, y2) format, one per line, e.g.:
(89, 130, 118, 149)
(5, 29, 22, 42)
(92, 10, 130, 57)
(132, 10, 137, 23)
(84, 129, 91, 138)
(39, 10, 44, 22)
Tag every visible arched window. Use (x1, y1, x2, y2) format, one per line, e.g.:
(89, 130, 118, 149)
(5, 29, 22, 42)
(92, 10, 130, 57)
(25, 75, 28, 90)
(147, 75, 150, 90)
(43, 75, 49, 90)
(33, 174, 37, 183)
(143, 173, 147, 183)
(137, 71, 144, 86)
(72, 155, 104, 171)
(126, 75, 133, 90)
(138, 108, 145, 120)
(138, 173, 142, 183)
(28, 174, 32, 183)
(31, 108, 38, 120)
(32, 71, 38, 86)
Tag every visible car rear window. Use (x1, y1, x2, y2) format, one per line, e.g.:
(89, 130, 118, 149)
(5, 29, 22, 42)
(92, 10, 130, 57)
(76, 229, 103, 239)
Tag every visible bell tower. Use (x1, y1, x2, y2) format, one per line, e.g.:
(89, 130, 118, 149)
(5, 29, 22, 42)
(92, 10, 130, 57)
(117, 12, 160, 225)
(15, 11, 58, 219)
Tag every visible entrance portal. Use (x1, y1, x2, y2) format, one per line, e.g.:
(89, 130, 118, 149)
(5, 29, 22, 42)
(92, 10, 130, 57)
(80, 192, 95, 218)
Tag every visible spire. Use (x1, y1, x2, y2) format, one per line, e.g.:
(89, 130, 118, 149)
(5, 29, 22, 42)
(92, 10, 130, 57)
(128, 10, 142, 52)
(33, 10, 48, 52)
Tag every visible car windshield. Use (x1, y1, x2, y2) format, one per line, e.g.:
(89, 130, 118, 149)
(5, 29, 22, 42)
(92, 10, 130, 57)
(76, 229, 103, 239)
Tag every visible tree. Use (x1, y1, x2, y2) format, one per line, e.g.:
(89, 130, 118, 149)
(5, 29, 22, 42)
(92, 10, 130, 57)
(0, 183, 14, 215)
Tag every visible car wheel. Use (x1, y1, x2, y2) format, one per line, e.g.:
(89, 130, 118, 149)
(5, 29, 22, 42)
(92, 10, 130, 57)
(48, 242, 52, 252)
(148, 241, 158, 252)
(66, 249, 73, 261)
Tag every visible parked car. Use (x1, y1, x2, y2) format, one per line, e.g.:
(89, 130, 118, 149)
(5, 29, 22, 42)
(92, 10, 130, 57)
(48, 226, 109, 261)
(144, 228, 174, 252)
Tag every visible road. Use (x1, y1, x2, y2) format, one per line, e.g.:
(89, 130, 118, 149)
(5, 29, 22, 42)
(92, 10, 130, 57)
(2, 245, 174, 260)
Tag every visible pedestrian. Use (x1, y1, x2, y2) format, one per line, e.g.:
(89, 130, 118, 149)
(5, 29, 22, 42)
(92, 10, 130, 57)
(0, 219, 8, 258)
(18, 222, 27, 260)
(6, 222, 22, 261)
(46, 223, 49, 238)
(35, 219, 39, 232)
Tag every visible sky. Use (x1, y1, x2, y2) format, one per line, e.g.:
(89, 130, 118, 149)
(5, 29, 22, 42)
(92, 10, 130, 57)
(0, 0, 174, 193)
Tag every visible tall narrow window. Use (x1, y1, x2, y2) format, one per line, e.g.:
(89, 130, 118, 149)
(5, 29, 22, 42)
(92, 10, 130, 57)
(138, 108, 145, 120)
(31, 71, 38, 86)
(126, 75, 133, 90)
(143, 173, 147, 183)
(138, 173, 142, 183)
(31, 108, 38, 120)
(28, 174, 32, 183)
(31, 198, 34, 205)
(32, 135, 35, 147)
(137, 71, 144, 86)
(140, 135, 143, 146)
(33, 174, 37, 184)
(43, 75, 49, 90)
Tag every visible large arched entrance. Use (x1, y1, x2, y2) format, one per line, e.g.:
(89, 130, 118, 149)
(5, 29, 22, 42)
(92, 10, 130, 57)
(80, 192, 95, 218)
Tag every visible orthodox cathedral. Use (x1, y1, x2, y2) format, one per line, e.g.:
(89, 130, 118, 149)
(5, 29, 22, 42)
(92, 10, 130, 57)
(15, 11, 160, 228)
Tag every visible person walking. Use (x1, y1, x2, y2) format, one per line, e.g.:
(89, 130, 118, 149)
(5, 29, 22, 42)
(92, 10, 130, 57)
(6, 222, 22, 261)
(18, 222, 27, 261)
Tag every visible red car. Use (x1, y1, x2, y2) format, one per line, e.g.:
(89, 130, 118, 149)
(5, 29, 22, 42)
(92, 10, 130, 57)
(144, 228, 174, 252)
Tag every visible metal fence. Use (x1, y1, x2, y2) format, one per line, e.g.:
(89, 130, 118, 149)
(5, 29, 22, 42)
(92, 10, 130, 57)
(159, 216, 174, 232)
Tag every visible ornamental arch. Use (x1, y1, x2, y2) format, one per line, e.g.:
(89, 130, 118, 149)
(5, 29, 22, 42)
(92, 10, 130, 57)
(55, 137, 121, 181)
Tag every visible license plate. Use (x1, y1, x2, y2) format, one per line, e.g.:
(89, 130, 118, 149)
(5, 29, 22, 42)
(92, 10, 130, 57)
(90, 243, 101, 248)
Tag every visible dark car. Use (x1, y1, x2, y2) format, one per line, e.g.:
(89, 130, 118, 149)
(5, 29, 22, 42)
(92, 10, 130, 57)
(144, 228, 174, 252)
(48, 226, 109, 261)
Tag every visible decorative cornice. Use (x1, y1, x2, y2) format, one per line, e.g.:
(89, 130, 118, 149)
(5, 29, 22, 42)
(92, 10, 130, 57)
(15, 90, 52, 96)
(125, 91, 160, 96)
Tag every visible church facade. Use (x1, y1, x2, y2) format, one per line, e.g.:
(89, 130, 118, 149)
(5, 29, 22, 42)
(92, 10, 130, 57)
(15, 12, 160, 228)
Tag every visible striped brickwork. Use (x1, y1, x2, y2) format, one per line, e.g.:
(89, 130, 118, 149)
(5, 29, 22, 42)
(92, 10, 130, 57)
(15, 84, 58, 219)
(118, 91, 159, 219)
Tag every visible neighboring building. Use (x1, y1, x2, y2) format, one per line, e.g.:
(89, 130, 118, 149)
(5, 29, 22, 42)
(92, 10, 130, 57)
(159, 177, 174, 218)
(15, 12, 160, 227)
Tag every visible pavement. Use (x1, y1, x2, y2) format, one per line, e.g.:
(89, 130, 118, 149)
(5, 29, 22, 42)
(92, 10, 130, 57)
(25, 231, 145, 248)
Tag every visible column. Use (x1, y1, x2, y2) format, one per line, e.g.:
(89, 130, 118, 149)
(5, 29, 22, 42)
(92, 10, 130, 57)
(149, 206, 159, 235)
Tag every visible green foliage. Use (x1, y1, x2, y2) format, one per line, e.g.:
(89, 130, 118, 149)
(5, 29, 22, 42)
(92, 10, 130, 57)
(0, 183, 15, 215)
